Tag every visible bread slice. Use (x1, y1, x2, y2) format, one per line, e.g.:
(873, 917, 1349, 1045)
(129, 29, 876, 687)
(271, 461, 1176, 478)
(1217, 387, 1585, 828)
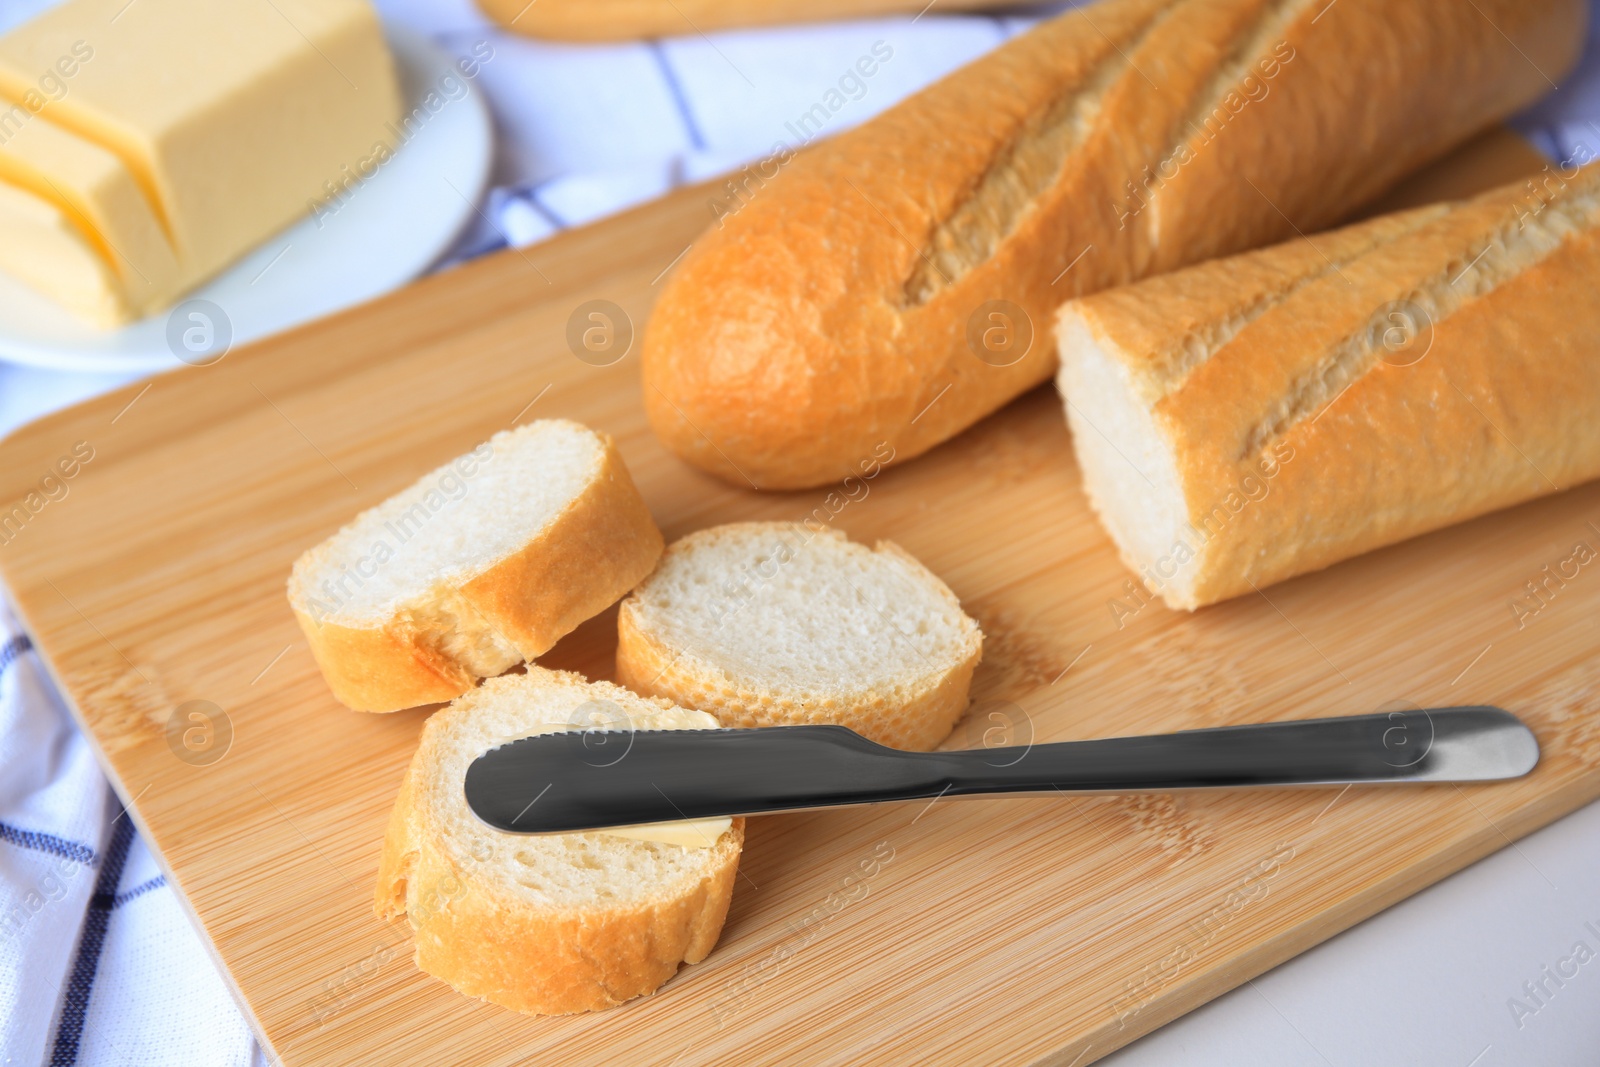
(289, 420, 663, 712)
(375, 667, 745, 1015)
(616, 522, 982, 751)
(1056, 162, 1600, 609)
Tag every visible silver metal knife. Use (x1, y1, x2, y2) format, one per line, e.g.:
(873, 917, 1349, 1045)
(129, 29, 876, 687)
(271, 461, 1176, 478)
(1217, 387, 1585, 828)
(463, 706, 1538, 835)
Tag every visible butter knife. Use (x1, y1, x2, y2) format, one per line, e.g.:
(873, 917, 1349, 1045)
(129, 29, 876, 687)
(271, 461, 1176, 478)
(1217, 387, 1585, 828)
(464, 706, 1537, 835)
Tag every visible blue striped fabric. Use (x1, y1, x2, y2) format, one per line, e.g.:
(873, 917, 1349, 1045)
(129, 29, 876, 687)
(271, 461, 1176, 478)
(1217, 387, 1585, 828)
(110, 875, 167, 910)
(0, 626, 179, 1064)
(0, 822, 95, 868)
(0, 635, 99, 870)
(0, 632, 30, 677)
(649, 39, 708, 151)
(48, 813, 136, 1067)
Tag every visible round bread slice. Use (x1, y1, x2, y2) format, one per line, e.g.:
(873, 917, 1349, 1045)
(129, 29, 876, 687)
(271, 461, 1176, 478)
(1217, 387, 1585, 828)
(616, 522, 983, 751)
(375, 667, 745, 1015)
(288, 420, 663, 712)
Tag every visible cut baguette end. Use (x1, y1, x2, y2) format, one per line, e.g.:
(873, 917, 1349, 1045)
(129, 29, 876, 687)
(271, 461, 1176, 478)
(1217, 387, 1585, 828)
(616, 521, 982, 750)
(375, 667, 745, 1015)
(1060, 162, 1600, 611)
(288, 420, 663, 712)
(1056, 308, 1200, 611)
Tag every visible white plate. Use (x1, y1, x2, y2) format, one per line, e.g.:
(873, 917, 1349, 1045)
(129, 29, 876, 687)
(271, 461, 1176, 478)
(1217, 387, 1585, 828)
(0, 25, 493, 373)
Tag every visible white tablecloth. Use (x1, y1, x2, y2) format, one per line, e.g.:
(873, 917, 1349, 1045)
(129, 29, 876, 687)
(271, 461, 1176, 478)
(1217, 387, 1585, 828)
(1, 1, 1597, 1063)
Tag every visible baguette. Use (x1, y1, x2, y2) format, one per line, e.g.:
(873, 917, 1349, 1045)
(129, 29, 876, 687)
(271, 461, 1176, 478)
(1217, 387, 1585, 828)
(376, 668, 745, 1015)
(642, 0, 1584, 490)
(477, 0, 1021, 40)
(1056, 161, 1600, 609)
(288, 420, 662, 712)
(616, 522, 982, 751)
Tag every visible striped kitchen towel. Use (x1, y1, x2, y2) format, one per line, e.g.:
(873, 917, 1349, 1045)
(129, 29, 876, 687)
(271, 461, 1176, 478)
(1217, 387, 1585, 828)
(0, 605, 256, 1067)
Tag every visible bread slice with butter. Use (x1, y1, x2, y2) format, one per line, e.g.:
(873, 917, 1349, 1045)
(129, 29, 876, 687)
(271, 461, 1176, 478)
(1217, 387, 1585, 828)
(376, 667, 744, 1015)
(289, 420, 664, 713)
(617, 522, 983, 751)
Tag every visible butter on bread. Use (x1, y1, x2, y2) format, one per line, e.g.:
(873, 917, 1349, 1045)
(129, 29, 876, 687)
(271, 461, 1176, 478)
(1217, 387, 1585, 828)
(617, 522, 982, 751)
(0, 0, 400, 325)
(1056, 163, 1600, 609)
(288, 420, 664, 712)
(641, 0, 1585, 489)
(376, 668, 744, 1015)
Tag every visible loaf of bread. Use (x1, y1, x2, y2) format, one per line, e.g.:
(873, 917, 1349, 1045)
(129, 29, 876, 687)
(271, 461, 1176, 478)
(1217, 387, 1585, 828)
(477, 0, 1020, 40)
(376, 668, 745, 1015)
(1056, 161, 1600, 609)
(616, 522, 982, 750)
(642, 0, 1584, 489)
(288, 420, 662, 712)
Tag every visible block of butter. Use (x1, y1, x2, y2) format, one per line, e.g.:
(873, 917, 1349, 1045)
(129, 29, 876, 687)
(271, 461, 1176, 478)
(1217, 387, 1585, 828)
(0, 113, 178, 323)
(0, 161, 146, 326)
(0, 0, 401, 327)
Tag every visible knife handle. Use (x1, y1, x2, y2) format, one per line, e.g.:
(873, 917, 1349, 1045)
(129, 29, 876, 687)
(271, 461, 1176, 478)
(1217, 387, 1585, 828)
(933, 706, 1536, 796)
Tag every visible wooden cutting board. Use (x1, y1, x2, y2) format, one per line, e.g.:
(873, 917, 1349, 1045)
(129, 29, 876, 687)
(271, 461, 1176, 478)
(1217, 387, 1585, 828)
(2, 127, 1596, 1067)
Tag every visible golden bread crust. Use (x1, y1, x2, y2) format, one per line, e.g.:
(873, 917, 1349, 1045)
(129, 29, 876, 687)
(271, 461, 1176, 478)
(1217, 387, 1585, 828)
(374, 672, 745, 1015)
(1059, 164, 1600, 608)
(291, 431, 663, 712)
(642, 0, 1585, 489)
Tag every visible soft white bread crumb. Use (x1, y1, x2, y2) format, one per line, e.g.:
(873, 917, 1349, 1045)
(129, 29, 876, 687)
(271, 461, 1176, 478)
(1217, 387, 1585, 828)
(375, 667, 745, 1015)
(616, 522, 983, 751)
(1055, 313, 1194, 603)
(287, 419, 663, 712)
